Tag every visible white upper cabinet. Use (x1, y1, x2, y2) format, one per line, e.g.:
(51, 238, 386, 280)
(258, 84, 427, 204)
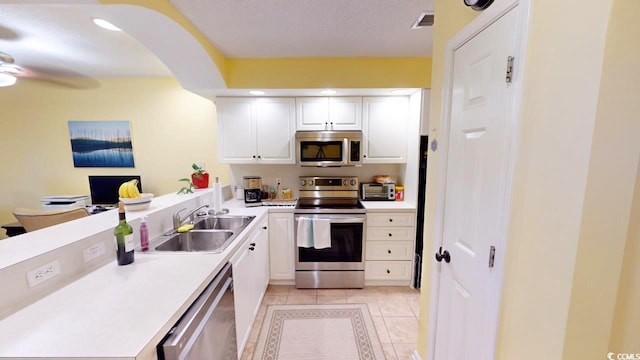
(217, 97, 295, 164)
(362, 96, 409, 163)
(296, 97, 362, 131)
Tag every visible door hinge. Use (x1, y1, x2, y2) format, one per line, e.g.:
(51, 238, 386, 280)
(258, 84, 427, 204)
(506, 56, 514, 83)
(488, 246, 496, 268)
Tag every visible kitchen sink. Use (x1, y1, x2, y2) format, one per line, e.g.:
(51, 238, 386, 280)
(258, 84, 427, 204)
(150, 215, 256, 253)
(154, 230, 234, 252)
(193, 215, 255, 231)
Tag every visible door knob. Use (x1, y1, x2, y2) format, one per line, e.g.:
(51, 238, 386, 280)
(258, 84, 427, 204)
(435, 247, 451, 263)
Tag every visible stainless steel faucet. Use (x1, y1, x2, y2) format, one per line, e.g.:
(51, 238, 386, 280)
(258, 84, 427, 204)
(173, 204, 209, 230)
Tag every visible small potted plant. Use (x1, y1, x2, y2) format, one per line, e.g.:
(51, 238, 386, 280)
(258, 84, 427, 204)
(190, 163, 210, 189)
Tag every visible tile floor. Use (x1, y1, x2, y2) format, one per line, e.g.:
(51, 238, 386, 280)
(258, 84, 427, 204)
(241, 285, 420, 360)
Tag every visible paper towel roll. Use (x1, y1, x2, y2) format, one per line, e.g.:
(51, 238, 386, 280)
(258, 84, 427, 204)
(213, 179, 222, 212)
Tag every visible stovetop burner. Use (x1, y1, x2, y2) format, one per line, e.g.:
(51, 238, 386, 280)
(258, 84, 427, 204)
(295, 196, 365, 214)
(295, 176, 365, 213)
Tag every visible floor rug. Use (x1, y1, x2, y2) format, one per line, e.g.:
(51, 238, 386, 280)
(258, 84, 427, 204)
(253, 304, 385, 360)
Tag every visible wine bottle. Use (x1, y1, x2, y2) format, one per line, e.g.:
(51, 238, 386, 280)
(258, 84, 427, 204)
(114, 202, 134, 265)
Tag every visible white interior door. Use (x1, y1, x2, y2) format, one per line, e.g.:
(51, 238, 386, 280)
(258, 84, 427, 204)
(433, 7, 518, 360)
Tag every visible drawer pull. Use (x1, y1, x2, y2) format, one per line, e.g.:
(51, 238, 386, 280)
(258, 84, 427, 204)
(387, 249, 392, 254)
(388, 218, 393, 222)
(386, 269, 391, 274)
(388, 233, 392, 237)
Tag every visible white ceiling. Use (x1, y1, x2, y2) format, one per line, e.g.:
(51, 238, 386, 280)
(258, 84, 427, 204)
(0, 1, 434, 91)
(0, 4, 172, 79)
(171, 0, 434, 58)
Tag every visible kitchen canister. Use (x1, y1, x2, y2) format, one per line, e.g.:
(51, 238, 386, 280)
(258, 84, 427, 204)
(395, 186, 404, 201)
(235, 185, 244, 200)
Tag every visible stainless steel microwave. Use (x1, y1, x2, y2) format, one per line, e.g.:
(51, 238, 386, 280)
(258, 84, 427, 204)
(295, 131, 363, 167)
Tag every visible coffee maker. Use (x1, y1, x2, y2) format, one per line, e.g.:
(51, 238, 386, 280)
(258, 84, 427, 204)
(243, 176, 262, 206)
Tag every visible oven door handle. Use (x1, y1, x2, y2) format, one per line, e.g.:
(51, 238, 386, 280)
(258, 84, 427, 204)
(296, 217, 365, 224)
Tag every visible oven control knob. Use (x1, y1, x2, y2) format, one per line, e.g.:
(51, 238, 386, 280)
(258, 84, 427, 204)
(350, 179, 357, 186)
(343, 179, 348, 186)
(308, 180, 314, 186)
(301, 179, 307, 187)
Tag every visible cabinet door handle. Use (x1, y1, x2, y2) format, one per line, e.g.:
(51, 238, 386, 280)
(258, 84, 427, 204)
(263, 226, 267, 230)
(252, 155, 256, 159)
(250, 242, 256, 246)
(249, 246, 255, 251)
(257, 155, 261, 159)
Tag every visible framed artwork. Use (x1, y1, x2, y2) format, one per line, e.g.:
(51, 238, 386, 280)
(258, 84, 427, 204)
(68, 120, 135, 168)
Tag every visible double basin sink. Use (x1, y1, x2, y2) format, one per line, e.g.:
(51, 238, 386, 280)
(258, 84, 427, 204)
(151, 215, 255, 253)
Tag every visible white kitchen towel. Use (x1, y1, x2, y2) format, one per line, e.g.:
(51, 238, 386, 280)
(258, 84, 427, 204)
(296, 217, 314, 248)
(312, 218, 331, 249)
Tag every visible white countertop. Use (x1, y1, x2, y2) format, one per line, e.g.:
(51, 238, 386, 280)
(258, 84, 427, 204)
(361, 201, 416, 211)
(0, 195, 415, 359)
(0, 199, 267, 359)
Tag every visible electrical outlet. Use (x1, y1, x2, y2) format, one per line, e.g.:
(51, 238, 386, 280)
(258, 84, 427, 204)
(26, 260, 61, 288)
(83, 242, 105, 263)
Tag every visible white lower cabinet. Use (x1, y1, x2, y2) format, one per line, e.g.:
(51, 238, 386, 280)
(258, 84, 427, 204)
(268, 212, 295, 281)
(231, 217, 269, 357)
(365, 211, 416, 284)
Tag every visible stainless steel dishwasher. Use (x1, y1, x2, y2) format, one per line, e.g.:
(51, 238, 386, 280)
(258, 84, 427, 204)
(157, 262, 237, 360)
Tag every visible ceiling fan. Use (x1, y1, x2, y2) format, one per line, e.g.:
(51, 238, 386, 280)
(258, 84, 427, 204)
(0, 50, 99, 89)
(0, 51, 21, 87)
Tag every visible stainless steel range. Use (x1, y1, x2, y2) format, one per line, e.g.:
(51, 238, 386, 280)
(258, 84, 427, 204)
(295, 176, 366, 288)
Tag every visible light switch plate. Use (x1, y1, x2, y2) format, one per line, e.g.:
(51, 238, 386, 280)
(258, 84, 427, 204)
(83, 242, 105, 262)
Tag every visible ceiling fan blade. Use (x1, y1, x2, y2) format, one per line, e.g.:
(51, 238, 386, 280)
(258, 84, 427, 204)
(17, 65, 100, 90)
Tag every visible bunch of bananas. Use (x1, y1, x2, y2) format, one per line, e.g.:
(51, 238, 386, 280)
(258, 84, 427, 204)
(118, 179, 141, 198)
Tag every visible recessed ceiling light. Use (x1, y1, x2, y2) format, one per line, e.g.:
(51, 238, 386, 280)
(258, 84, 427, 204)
(0, 73, 17, 87)
(321, 90, 336, 95)
(249, 90, 265, 95)
(92, 18, 122, 32)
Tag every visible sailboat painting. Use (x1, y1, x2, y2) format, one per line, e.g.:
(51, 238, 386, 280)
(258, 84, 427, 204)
(68, 120, 135, 168)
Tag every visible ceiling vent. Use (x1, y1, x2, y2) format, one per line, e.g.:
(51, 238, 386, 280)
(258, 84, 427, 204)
(411, 12, 435, 29)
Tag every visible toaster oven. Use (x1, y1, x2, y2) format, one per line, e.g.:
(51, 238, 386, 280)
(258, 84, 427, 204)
(361, 183, 396, 201)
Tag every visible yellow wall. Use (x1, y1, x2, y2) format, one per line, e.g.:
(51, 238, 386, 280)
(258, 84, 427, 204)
(0, 78, 229, 238)
(572, 0, 640, 355)
(415, 1, 478, 357)
(418, 0, 640, 359)
(609, 164, 640, 353)
(227, 57, 432, 89)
